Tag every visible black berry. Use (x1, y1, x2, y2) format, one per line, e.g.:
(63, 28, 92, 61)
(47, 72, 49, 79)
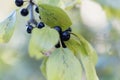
(35, 7, 39, 13)
(21, 8, 29, 16)
(54, 26, 62, 34)
(62, 31, 70, 41)
(55, 42, 60, 48)
(37, 22, 45, 29)
(55, 41, 66, 48)
(27, 25, 33, 33)
(15, 0, 24, 7)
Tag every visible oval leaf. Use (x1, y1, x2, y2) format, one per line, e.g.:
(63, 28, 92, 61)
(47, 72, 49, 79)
(29, 27, 59, 58)
(65, 35, 99, 80)
(65, 38, 82, 55)
(80, 55, 99, 80)
(38, 4, 72, 31)
(0, 11, 16, 43)
(70, 33, 98, 65)
(29, 38, 44, 59)
(46, 48, 82, 80)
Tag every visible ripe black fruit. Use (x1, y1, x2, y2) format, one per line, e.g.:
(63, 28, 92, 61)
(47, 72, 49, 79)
(35, 7, 39, 13)
(15, 0, 24, 7)
(21, 8, 29, 16)
(37, 22, 45, 29)
(27, 25, 33, 33)
(55, 42, 60, 48)
(54, 26, 62, 34)
(62, 31, 70, 41)
(55, 41, 66, 48)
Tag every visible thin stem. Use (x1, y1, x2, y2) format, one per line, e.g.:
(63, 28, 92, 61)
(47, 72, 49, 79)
(28, 0, 38, 26)
(29, 3, 34, 21)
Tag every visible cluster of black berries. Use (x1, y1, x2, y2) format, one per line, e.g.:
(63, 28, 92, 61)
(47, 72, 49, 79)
(26, 22, 45, 33)
(54, 26, 71, 48)
(15, 0, 39, 15)
(15, 0, 44, 33)
(15, 0, 28, 16)
(15, 0, 72, 48)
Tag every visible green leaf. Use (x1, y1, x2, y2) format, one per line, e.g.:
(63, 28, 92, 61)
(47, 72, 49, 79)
(46, 48, 82, 80)
(70, 33, 98, 65)
(65, 34, 99, 80)
(29, 27, 59, 59)
(0, 11, 16, 43)
(38, 4, 72, 31)
(80, 55, 99, 80)
(40, 57, 48, 77)
(65, 38, 81, 54)
(29, 38, 44, 59)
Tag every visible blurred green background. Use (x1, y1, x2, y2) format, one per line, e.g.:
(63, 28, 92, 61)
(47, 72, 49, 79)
(0, 0, 120, 80)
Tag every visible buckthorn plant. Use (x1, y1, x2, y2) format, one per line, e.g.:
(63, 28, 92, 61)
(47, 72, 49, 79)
(1, 0, 113, 80)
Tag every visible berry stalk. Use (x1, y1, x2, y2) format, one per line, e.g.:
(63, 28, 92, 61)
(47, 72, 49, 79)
(28, 1, 37, 26)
